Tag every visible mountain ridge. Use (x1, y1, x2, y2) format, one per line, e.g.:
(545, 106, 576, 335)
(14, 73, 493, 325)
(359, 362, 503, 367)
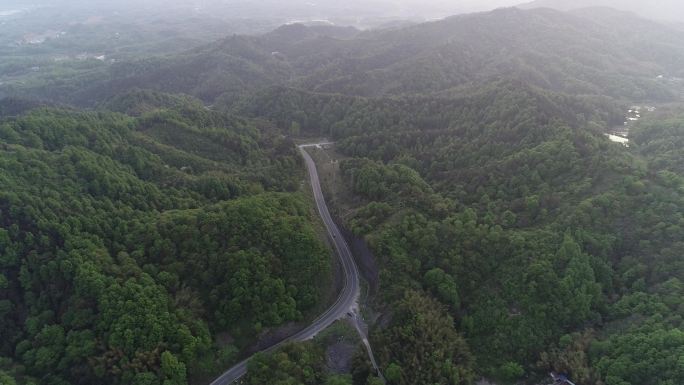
(7, 6, 682, 106)
(518, 0, 684, 22)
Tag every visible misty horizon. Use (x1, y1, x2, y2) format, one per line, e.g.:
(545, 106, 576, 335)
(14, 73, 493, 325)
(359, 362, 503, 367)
(3, 0, 684, 33)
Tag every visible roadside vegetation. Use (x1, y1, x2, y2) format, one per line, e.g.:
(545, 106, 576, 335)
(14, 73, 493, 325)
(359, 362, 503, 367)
(0, 99, 332, 385)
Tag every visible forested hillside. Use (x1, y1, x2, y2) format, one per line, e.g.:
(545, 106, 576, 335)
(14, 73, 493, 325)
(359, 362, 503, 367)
(321, 92, 684, 384)
(5, 7, 684, 106)
(0, 97, 332, 385)
(227, 52, 684, 385)
(232, 81, 624, 139)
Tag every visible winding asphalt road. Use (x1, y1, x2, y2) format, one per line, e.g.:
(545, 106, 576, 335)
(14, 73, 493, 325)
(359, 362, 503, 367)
(209, 143, 370, 385)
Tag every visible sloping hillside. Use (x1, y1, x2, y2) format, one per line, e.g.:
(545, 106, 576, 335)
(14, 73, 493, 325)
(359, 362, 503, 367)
(0, 96, 332, 385)
(7, 7, 684, 105)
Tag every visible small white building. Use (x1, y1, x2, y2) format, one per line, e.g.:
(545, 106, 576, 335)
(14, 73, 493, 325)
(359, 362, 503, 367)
(606, 134, 629, 147)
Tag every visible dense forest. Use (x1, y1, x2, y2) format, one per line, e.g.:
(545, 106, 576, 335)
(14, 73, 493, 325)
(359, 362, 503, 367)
(1, 4, 684, 385)
(0, 97, 333, 385)
(326, 100, 684, 384)
(228, 73, 681, 384)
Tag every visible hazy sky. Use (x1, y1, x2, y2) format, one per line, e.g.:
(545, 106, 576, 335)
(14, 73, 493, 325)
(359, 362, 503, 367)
(206, 0, 684, 23)
(1, 0, 522, 15)
(3, 0, 682, 24)
(518, 0, 684, 22)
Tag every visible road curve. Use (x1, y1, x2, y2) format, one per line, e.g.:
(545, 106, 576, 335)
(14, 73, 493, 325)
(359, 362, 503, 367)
(208, 143, 361, 385)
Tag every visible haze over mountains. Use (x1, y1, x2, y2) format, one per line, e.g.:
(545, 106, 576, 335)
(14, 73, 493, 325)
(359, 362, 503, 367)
(0, 0, 508, 23)
(3, 0, 684, 31)
(11, 6, 682, 107)
(520, 0, 684, 22)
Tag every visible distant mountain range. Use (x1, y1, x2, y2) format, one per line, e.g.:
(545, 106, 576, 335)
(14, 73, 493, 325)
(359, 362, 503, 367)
(14, 7, 682, 106)
(519, 0, 684, 22)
